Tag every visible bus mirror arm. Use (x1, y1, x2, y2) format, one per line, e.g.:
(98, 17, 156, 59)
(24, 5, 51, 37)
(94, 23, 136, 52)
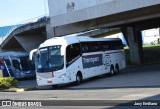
(29, 49, 38, 60)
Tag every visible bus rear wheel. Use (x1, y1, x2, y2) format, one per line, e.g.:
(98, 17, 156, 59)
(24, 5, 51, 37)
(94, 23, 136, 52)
(115, 64, 119, 75)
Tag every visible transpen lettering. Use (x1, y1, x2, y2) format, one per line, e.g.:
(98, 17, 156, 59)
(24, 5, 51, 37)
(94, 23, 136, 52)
(83, 57, 99, 64)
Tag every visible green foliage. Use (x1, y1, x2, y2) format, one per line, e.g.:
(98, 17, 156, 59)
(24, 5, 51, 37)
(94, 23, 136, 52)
(0, 77, 19, 90)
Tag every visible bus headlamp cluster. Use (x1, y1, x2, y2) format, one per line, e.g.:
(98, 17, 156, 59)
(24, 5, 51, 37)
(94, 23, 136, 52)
(16, 73, 20, 76)
(59, 73, 66, 78)
(37, 78, 42, 81)
(21, 72, 25, 76)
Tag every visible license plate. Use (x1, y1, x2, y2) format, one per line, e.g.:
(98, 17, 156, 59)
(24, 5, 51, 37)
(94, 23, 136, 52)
(47, 81, 52, 83)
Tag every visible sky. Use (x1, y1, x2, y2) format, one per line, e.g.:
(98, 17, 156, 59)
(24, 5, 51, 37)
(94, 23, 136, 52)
(0, 0, 49, 27)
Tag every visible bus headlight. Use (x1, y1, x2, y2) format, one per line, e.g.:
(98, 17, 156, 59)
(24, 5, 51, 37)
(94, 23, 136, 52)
(37, 78, 42, 81)
(16, 73, 20, 76)
(21, 72, 25, 76)
(59, 73, 66, 78)
(15, 73, 20, 78)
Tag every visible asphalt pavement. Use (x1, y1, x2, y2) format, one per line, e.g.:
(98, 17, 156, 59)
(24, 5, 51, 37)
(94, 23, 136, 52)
(1, 62, 160, 109)
(17, 62, 160, 90)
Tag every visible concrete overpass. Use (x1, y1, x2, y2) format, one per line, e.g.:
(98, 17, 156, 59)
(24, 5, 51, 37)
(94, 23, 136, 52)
(48, 0, 160, 65)
(0, 0, 160, 65)
(49, 0, 160, 35)
(0, 18, 52, 52)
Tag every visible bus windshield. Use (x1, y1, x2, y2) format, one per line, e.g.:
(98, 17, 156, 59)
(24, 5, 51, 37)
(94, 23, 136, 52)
(20, 56, 35, 71)
(36, 45, 64, 72)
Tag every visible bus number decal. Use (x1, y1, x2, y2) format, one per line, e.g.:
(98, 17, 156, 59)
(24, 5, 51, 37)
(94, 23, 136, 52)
(104, 55, 111, 66)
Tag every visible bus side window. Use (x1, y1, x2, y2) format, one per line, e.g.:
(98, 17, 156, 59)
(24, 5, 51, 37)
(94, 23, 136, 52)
(66, 43, 81, 66)
(109, 41, 117, 50)
(3, 56, 11, 67)
(112, 41, 117, 50)
(81, 43, 89, 53)
(117, 40, 124, 49)
(4, 59, 11, 67)
(81, 42, 93, 53)
(111, 40, 123, 50)
(92, 42, 102, 52)
(0, 59, 4, 66)
(102, 41, 109, 51)
(12, 59, 21, 70)
(84, 45, 89, 52)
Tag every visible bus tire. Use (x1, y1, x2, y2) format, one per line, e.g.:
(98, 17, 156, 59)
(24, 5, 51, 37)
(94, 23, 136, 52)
(115, 64, 119, 75)
(52, 85, 58, 88)
(75, 72, 83, 85)
(109, 65, 114, 76)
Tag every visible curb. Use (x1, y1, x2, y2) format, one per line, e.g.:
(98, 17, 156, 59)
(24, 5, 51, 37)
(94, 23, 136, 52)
(1, 87, 37, 92)
(24, 87, 37, 91)
(127, 61, 160, 69)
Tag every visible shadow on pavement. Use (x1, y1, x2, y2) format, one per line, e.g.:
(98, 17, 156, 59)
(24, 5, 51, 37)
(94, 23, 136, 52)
(20, 62, 160, 91)
(101, 94, 160, 109)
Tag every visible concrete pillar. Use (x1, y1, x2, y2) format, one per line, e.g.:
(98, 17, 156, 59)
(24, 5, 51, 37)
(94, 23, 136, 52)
(122, 27, 144, 65)
(121, 28, 129, 46)
(15, 35, 46, 52)
(46, 21, 54, 39)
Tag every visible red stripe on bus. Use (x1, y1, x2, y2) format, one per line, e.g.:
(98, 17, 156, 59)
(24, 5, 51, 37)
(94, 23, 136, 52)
(106, 51, 122, 54)
(83, 51, 122, 56)
(83, 54, 102, 57)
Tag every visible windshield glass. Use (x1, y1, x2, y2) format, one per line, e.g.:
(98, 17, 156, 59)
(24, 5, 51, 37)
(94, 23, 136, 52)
(36, 45, 64, 72)
(20, 56, 35, 71)
(12, 59, 21, 70)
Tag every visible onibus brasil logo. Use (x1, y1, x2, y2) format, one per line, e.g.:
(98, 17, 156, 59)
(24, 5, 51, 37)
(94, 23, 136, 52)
(1, 100, 42, 107)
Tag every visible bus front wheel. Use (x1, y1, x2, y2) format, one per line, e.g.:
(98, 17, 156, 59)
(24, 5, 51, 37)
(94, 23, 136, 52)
(52, 85, 58, 88)
(110, 65, 114, 76)
(75, 72, 82, 85)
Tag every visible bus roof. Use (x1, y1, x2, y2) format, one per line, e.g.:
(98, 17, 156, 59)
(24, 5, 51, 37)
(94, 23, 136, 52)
(0, 51, 28, 57)
(77, 36, 121, 42)
(39, 36, 122, 48)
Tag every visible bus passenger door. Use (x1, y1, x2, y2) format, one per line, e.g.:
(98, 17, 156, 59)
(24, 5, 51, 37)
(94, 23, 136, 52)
(66, 64, 74, 81)
(66, 43, 81, 82)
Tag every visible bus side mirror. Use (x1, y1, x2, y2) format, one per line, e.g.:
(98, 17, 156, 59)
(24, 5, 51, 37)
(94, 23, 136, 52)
(29, 49, 38, 60)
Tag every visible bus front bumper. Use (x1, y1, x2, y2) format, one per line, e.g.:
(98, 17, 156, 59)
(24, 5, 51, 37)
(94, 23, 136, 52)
(36, 75, 69, 86)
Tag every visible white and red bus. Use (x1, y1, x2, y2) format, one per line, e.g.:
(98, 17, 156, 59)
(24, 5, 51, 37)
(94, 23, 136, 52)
(30, 36, 126, 86)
